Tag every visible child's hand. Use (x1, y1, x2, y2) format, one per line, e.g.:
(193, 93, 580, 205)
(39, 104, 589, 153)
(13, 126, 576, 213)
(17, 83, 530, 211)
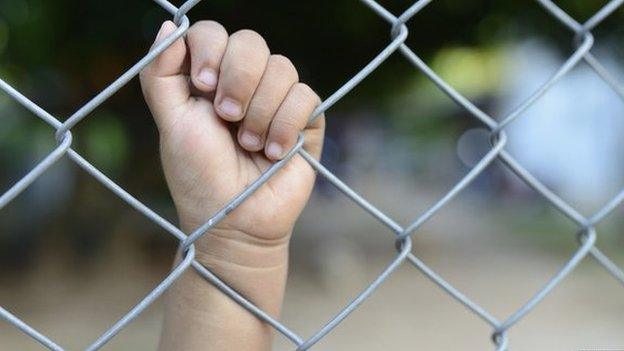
(140, 21, 324, 265)
(141, 20, 324, 351)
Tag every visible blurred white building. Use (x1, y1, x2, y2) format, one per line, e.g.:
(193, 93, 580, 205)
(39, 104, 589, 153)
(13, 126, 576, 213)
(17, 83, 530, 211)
(497, 40, 624, 210)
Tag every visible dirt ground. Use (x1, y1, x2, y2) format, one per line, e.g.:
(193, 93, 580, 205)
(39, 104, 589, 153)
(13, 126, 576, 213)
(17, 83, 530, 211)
(1, 174, 623, 350)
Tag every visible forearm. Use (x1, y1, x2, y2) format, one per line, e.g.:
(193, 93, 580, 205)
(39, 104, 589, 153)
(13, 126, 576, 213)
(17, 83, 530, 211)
(158, 226, 290, 351)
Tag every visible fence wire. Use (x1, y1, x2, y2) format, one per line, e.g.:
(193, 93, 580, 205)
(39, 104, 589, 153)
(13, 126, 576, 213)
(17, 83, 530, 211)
(1, 0, 624, 350)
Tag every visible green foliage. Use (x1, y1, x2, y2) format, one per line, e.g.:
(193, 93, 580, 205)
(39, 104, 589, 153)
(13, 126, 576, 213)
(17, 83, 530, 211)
(82, 112, 129, 175)
(0, 0, 621, 165)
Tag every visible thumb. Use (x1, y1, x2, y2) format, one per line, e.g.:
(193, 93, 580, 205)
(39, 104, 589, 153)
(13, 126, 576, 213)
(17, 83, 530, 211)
(140, 21, 190, 131)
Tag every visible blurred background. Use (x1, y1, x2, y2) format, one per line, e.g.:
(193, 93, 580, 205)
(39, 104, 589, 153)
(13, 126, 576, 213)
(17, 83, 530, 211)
(1, 0, 624, 349)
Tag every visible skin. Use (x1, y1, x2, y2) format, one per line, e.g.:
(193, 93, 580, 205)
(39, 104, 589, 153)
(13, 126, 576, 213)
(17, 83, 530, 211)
(139, 20, 325, 351)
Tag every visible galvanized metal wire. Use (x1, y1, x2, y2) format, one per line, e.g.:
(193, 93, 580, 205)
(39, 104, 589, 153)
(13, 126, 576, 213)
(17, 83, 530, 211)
(1, 0, 624, 350)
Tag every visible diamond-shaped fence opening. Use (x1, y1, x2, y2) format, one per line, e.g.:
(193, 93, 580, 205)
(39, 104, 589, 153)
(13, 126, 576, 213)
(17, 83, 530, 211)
(1, 0, 624, 350)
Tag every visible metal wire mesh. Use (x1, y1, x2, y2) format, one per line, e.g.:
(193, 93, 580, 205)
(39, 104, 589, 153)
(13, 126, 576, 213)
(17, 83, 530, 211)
(1, 0, 624, 350)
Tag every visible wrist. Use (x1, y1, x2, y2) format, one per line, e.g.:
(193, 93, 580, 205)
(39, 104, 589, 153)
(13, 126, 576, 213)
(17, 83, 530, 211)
(180, 221, 291, 269)
(180, 224, 290, 317)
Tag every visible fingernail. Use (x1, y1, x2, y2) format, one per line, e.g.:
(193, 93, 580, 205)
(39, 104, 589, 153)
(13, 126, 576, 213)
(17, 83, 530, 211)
(240, 131, 261, 149)
(155, 21, 171, 42)
(198, 68, 217, 87)
(218, 98, 242, 118)
(267, 142, 284, 160)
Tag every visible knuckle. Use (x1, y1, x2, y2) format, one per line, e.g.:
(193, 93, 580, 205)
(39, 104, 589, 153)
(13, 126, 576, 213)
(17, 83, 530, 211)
(269, 54, 299, 81)
(189, 20, 227, 37)
(269, 54, 292, 66)
(231, 29, 268, 51)
(294, 82, 321, 105)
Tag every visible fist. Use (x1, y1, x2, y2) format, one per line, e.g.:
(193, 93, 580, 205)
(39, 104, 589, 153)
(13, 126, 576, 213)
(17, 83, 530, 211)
(140, 21, 325, 261)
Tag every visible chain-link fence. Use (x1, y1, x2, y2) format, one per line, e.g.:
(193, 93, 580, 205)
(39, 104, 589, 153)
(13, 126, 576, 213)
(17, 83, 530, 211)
(1, 0, 624, 350)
